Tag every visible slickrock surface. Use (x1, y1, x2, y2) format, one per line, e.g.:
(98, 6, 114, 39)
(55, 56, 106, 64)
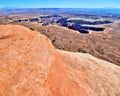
(0, 25, 120, 96)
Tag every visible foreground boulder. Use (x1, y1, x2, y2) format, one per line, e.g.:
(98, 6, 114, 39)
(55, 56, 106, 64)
(0, 25, 120, 96)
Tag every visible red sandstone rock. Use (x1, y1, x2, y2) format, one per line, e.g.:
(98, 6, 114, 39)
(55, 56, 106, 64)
(0, 25, 120, 96)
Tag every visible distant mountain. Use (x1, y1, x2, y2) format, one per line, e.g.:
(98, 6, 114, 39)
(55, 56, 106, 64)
(0, 8, 120, 16)
(0, 6, 16, 10)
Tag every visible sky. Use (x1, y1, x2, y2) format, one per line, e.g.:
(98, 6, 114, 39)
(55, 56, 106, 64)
(0, 0, 120, 8)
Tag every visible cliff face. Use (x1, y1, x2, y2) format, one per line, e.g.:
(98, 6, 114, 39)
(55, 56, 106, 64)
(0, 25, 120, 96)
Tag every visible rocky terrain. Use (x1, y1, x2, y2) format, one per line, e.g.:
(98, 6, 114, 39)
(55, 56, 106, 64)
(1, 12, 118, 65)
(19, 22, 120, 66)
(0, 25, 120, 96)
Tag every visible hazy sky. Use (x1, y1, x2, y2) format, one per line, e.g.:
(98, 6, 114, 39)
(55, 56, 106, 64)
(0, 0, 120, 8)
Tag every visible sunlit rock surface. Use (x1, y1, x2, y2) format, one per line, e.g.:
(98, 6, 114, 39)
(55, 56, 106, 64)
(0, 25, 120, 96)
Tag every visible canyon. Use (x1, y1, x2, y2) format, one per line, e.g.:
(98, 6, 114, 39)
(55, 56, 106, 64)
(0, 9, 120, 66)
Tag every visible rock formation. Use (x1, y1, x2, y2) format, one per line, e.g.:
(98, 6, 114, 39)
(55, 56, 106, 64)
(0, 25, 120, 96)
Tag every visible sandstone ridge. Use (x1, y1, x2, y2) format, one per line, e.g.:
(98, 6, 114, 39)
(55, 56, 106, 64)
(0, 25, 120, 96)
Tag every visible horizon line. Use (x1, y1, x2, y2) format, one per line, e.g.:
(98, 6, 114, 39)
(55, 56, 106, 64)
(0, 6, 120, 9)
